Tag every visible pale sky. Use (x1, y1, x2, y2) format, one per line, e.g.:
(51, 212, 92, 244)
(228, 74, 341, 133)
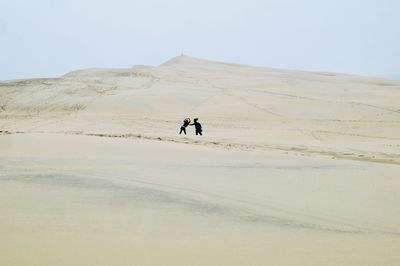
(1, 0, 399, 80)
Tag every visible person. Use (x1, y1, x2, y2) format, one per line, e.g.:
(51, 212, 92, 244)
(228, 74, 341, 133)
(179, 118, 191, 135)
(190, 118, 203, 136)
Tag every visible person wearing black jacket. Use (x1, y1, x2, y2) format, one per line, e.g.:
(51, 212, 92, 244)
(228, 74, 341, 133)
(179, 118, 191, 135)
(190, 118, 202, 136)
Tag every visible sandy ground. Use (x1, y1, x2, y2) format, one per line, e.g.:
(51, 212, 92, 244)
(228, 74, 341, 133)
(1, 56, 400, 265)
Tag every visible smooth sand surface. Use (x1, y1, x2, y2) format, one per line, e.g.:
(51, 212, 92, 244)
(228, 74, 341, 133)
(1, 56, 400, 265)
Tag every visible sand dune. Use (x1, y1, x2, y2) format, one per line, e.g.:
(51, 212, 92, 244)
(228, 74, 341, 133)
(1, 55, 399, 163)
(1, 56, 400, 265)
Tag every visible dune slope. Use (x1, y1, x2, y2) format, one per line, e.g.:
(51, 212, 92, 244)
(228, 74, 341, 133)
(1, 55, 400, 164)
(1, 56, 400, 266)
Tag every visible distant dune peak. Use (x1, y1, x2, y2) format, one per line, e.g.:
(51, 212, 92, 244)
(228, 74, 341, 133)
(160, 54, 213, 67)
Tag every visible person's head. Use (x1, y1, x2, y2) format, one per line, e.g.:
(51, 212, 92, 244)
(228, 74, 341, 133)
(194, 118, 198, 122)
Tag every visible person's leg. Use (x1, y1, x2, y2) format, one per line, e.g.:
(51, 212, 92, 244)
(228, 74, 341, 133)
(179, 127, 183, 134)
(183, 128, 186, 135)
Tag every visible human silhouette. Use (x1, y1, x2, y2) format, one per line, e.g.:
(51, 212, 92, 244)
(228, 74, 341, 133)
(190, 118, 203, 136)
(179, 118, 191, 135)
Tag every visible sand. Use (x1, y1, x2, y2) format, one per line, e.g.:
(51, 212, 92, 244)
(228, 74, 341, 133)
(1, 56, 400, 265)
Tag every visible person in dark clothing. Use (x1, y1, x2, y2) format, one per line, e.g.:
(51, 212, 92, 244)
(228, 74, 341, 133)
(179, 118, 191, 135)
(190, 118, 203, 136)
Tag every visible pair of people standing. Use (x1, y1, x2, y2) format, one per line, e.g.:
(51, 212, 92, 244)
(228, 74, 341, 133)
(180, 118, 202, 135)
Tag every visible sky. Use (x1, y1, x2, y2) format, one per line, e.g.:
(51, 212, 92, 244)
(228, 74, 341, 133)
(0, 0, 399, 80)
